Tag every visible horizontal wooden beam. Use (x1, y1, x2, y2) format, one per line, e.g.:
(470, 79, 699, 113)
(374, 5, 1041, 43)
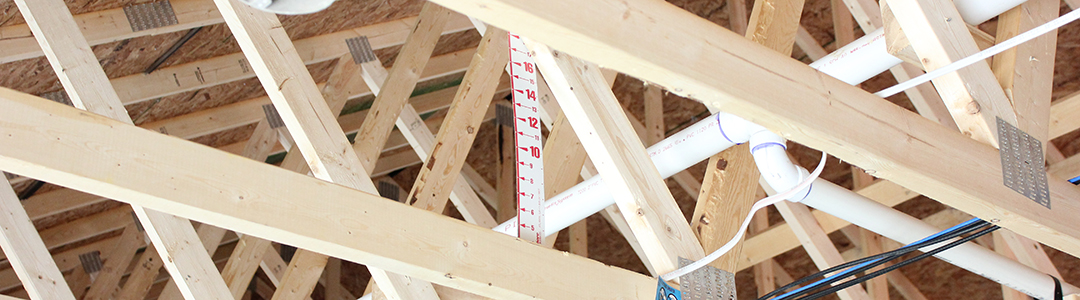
(430, 0, 1080, 259)
(108, 15, 474, 106)
(0, 0, 221, 64)
(0, 88, 656, 299)
(1, 89, 506, 261)
(140, 48, 475, 140)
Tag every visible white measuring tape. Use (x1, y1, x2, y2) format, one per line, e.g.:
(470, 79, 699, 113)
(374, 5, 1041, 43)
(508, 33, 545, 244)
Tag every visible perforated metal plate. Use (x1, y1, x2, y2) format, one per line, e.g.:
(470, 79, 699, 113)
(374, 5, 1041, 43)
(124, 0, 178, 32)
(678, 257, 736, 300)
(39, 90, 72, 106)
(495, 103, 514, 127)
(377, 181, 401, 202)
(346, 36, 377, 64)
(79, 251, 103, 274)
(997, 117, 1050, 209)
(262, 104, 286, 129)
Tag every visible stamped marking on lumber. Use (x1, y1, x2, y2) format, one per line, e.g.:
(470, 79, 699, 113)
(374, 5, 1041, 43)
(509, 33, 545, 244)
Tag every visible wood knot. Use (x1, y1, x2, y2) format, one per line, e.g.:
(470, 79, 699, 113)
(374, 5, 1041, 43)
(965, 100, 981, 114)
(466, 126, 475, 134)
(715, 159, 728, 170)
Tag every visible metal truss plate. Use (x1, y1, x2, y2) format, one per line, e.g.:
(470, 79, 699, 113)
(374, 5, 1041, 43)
(495, 103, 514, 127)
(124, 0, 179, 32)
(997, 117, 1051, 208)
(79, 251, 103, 274)
(346, 36, 377, 64)
(262, 104, 286, 129)
(678, 257, 736, 300)
(377, 181, 401, 202)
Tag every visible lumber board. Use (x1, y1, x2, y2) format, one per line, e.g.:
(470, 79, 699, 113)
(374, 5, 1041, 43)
(774, 200, 871, 300)
(82, 224, 142, 300)
(0, 179, 74, 300)
(530, 46, 704, 274)
(213, 0, 444, 298)
(428, 0, 1080, 261)
(0, 87, 658, 300)
(883, 0, 1016, 145)
(108, 15, 474, 106)
(353, 3, 455, 172)
(13, 0, 231, 297)
(0, 0, 220, 64)
(406, 27, 508, 216)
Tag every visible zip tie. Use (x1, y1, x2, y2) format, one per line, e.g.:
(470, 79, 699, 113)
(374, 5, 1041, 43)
(874, 8, 1080, 98)
(661, 150, 828, 281)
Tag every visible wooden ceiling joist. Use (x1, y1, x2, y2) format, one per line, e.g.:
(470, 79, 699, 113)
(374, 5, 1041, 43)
(532, 45, 705, 273)
(211, 0, 442, 298)
(13, 0, 232, 298)
(0, 0, 220, 64)
(353, 2, 453, 172)
(356, 33, 497, 228)
(429, 0, 1080, 260)
(0, 182, 74, 299)
(405, 26, 507, 215)
(108, 15, 474, 107)
(0, 86, 659, 299)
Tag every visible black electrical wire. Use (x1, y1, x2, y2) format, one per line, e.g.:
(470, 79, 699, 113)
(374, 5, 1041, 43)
(760, 219, 991, 300)
(794, 224, 1001, 300)
(773, 221, 993, 300)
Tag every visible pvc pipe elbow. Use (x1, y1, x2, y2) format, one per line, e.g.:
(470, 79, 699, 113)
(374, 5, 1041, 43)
(716, 112, 768, 144)
(750, 132, 812, 202)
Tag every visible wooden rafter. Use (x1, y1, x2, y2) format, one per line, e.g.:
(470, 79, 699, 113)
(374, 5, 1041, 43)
(692, 0, 801, 280)
(0, 86, 660, 299)
(0, 180, 73, 299)
(211, 0, 441, 298)
(406, 27, 508, 217)
(531, 45, 705, 274)
(352, 3, 454, 172)
(356, 37, 497, 229)
(429, 0, 1080, 260)
(12, 0, 232, 298)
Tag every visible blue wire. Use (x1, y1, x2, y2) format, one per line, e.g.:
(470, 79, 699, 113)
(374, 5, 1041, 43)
(770, 218, 983, 300)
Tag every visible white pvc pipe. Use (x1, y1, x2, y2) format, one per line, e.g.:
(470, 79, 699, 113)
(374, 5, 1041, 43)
(809, 0, 1027, 85)
(492, 113, 737, 235)
(748, 137, 1080, 299)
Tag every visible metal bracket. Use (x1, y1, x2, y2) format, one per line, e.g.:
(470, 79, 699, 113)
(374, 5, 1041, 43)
(678, 257, 736, 300)
(997, 117, 1051, 208)
(262, 104, 286, 129)
(345, 36, 377, 64)
(124, 0, 179, 32)
(495, 103, 514, 127)
(79, 251, 103, 274)
(377, 181, 401, 202)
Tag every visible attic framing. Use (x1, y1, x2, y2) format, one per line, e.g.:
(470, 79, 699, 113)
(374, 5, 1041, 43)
(0, 0, 1079, 299)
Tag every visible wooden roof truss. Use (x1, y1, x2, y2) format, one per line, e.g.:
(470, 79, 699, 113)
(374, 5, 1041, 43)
(0, 0, 1079, 298)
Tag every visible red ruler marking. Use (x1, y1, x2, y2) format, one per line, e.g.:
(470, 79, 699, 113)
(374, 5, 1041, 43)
(508, 33, 544, 244)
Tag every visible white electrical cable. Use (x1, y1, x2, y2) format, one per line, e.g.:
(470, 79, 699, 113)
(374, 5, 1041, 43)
(660, 151, 828, 281)
(874, 7, 1080, 98)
